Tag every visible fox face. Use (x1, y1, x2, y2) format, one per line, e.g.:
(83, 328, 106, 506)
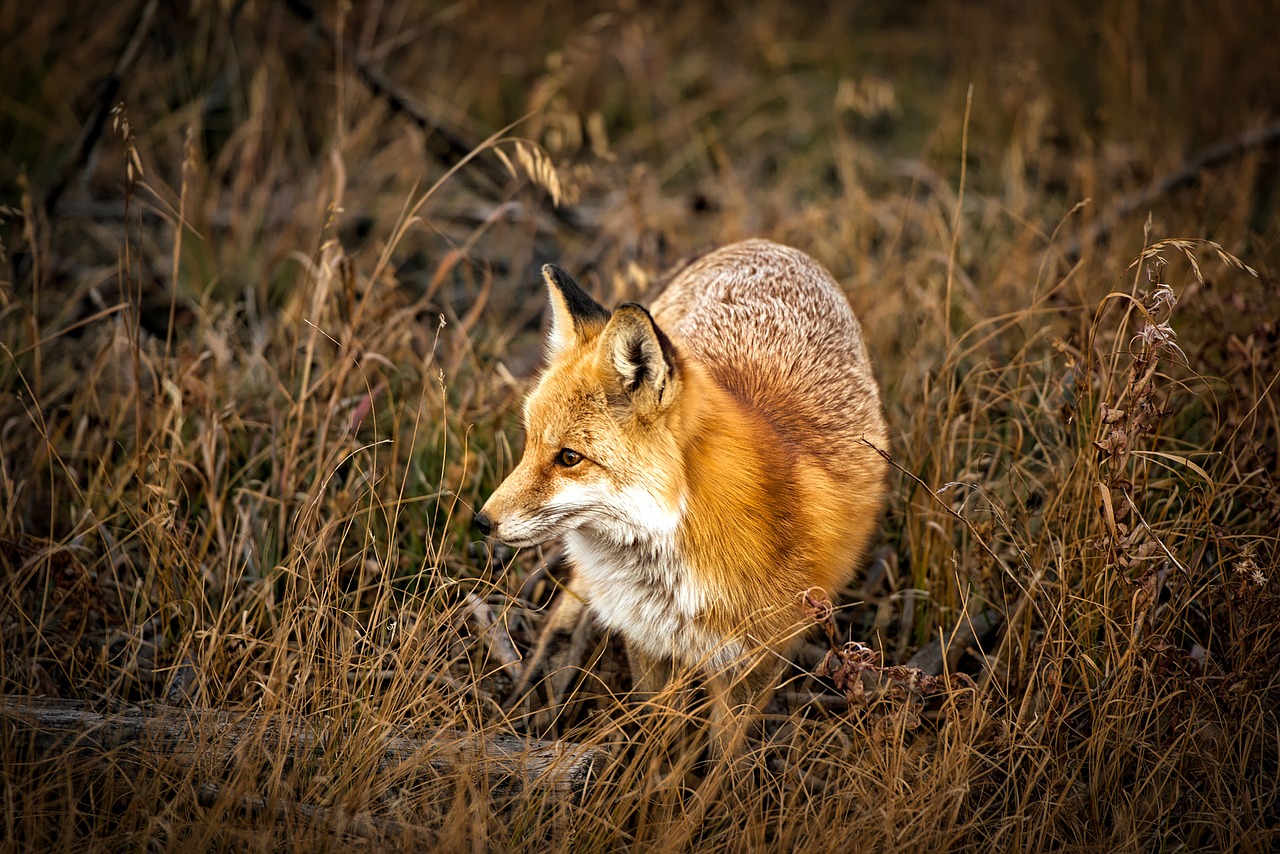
(475, 265, 686, 551)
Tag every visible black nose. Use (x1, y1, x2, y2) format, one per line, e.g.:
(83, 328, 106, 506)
(473, 511, 492, 537)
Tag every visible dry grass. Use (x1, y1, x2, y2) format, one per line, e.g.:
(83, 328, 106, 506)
(2, 0, 1278, 850)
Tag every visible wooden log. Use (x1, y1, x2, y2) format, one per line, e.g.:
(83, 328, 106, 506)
(1, 696, 607, 801)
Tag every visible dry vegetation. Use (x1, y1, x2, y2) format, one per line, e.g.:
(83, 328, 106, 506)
(2, 0, 1279, 850)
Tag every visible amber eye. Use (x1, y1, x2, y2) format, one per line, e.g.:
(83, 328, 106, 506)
(556, 448, 583, 467)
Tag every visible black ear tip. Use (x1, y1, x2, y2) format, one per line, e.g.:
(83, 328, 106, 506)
(543, 263, 571, 286)
(541, 264, 573, 295)
(544, 262, 611, 324)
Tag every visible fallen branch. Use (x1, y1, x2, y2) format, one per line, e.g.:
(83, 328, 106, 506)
(281, 0, 496, 180)
(1063, 119, 1280, 262)
(44, 0, 159, 219)
(279, 0, 580, 228)
(906, 609, 1003, 677)
(1, 696, 607, 801)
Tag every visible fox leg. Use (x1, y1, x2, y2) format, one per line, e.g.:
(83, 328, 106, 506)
(624, 643, 673, 700)
(658, 657, 780, 840)
(504, 574, 589, 711)
(706, 656, 782, 760)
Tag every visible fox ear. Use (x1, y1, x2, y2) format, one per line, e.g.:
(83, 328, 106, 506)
(599, 304, 676, 406)
(543, 264, 610, 357)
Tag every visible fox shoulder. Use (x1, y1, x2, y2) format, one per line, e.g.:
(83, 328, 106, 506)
(651, 239, 888, 460)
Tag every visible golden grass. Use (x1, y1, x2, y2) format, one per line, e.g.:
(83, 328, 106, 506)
(1, 0, 1277, 850)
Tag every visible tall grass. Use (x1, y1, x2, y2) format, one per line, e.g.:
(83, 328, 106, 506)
(1, 0, 1277, 849)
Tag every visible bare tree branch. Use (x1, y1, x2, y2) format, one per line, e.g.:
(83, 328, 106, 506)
(279, 0, 581, 228)
(1064, 119, 1280, 262)
(44, 0, 160, 219)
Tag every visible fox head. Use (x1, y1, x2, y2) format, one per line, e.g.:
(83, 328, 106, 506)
(474, 264, 689, 549)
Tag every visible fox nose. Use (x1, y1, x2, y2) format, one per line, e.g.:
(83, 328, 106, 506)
(473, 511, 493, 537)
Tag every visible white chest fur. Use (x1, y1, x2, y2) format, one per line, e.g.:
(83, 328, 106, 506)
(563, 527, 737, 669)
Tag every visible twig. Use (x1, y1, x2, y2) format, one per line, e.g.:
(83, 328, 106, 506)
(944, 83, 973, 349)
(44, 0, 160, 219)
(1064, 119, 1280, 262)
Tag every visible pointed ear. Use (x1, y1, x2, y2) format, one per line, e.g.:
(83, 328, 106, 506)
(599, 304, 677, 407)
(543, 264, 610, 357)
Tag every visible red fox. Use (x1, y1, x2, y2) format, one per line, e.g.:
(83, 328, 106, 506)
(475, 239, 888, 736)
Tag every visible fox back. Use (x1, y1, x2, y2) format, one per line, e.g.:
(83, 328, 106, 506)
(478, 239, 888, 692)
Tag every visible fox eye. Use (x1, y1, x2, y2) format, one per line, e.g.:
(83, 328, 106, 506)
(556, 448, 583, 467)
